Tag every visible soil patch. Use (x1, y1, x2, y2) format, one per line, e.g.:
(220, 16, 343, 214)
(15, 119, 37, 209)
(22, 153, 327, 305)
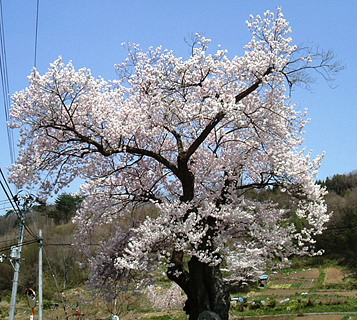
(271, 269, 320, 281)
(292, 269, 320, 279)
(324, 268, 344, 284)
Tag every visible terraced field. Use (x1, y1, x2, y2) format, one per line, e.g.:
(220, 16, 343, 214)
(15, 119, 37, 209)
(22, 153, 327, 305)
(233, 267, 357, 320)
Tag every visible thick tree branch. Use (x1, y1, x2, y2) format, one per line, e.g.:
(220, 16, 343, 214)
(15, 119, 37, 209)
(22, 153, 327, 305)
(235, 67, 273, 103)
(40, 123, 180, 178)
(185, 111, 225, 160)
(184, 67, 273, 162)
(125, 146, 179, 176)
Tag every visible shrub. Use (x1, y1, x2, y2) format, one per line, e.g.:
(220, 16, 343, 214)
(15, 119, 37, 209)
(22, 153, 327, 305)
(266, 299, 277, 308)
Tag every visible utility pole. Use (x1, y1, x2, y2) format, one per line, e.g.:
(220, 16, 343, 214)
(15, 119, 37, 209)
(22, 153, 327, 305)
(9, 207, 25, 320)
(9, 192, 36, 320)
(38, 229, 43, 320)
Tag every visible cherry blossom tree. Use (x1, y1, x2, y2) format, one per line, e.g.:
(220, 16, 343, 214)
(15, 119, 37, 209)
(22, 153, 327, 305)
(9, 8, 340, 320)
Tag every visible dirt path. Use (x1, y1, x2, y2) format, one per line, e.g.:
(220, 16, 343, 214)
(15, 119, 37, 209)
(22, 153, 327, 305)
(324, 268, 344, 284)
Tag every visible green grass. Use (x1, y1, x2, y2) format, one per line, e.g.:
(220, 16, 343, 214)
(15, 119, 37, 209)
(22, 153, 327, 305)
(230, 260, 357, 318)
(230, 295, 357, 318)
(318, 269, 326, 285)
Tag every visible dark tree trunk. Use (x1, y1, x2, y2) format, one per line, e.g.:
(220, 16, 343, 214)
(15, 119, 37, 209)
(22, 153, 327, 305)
(171, 256, 230, 320)
(172, 150, 230, 319)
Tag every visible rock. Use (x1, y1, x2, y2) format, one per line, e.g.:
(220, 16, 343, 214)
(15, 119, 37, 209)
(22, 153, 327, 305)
(197, 310, 221, 320)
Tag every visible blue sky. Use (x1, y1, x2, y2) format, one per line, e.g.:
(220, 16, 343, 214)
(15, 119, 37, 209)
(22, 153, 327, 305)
(0, 0, 356, 212)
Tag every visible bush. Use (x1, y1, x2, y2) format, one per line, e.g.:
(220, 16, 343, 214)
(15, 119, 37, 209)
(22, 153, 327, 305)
(249, 300, 261, 310)
(305, 299, 314, 307)
(266, 299, 277, 308)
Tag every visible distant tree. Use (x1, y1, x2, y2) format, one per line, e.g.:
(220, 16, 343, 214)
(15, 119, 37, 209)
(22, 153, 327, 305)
(47, 193, 82, 224)
(9, 9, 340, 320)
(0, 259, 13, 294)
(316, 175, 357, 268)
(0, 214, 17, 236)
(322, 172, 357, 197)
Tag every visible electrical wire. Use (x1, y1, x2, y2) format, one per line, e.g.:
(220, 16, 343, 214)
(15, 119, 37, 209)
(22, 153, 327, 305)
(44, 243, 74, 246)
(0, 199, 10, 205)
(0, 168, 39, 240)
(0, 0, 40, 169)
(0, 200, 11, 213)
(0, 172, 18, 213)
(34, 0, 40, 69)
(0, 236, 101, 255)
(0, 167, 14, 198)
(0, 0, 15, 165)
(0, 238, 39, 253)
(0, 0, 41, 240)
(0, 238, 14, 244)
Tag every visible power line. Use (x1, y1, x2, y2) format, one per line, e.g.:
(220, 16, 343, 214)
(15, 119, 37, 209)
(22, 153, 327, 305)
(0, 238, 15, 244)
(34, 0, 40, 69)
(324, 224, 357, 232)
(0, 169, 17, 213)
(0, 198, 11, 212)
(0, 0, 15, 165)
(0, 238, 39, 253)
(0, 168, 39, 240)
(0, 0, 41, 170)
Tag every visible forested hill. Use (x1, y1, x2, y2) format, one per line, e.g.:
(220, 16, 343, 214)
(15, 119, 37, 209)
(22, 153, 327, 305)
(318, 170, 357, 197)
(316, 170, 357, 267)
